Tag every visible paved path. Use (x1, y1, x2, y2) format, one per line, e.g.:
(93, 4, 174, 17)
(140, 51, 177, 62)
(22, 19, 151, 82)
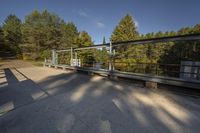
(0, 60, 200, 133)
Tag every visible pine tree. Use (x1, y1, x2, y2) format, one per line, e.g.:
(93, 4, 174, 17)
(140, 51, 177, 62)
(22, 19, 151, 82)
(21, 10, 63, 59)
(103, 36, 106, 44)
(111, 14, 138, 42)
(192, 24, 200, 33)
(77, 31, 93, 47)
(60, 22, 79, 49)
(111, 14, 141, 64)
(76, 31, 94, 65)
(2, 14, 22, 54)
(0, 27, 4, 49)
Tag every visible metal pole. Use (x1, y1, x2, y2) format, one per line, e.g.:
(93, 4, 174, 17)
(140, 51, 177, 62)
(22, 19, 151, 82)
(113, 49, 115, 71)
(75, 52, 77, 66)
(52, 49, 56, 65)
(55, 52, 58, 65)
(109, 41, 113, 71)
(43, 58, 47, 67)
(70, 47, 73, 66)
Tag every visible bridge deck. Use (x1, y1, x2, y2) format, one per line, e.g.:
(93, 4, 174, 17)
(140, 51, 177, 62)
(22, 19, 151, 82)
(0, 60, 200, 133)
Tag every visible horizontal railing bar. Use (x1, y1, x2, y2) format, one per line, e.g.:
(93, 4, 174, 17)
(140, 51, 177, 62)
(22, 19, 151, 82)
(114, 62, 181, 66)
(114, 62, 200, 68)
(55, 33, 200, 53)
(56, 44, 110, 53)
(56, 49, 72, 53)
(112, 33, 200, 47)
(74, 44, 109, 51)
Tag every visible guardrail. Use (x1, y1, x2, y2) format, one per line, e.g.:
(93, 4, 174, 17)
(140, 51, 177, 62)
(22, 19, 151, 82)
(45, 33, 200, 89)
(44, 63, 200, 89)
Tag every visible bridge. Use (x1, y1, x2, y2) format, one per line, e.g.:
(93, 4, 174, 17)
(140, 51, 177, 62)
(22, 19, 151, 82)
(0, 34, 200, 133)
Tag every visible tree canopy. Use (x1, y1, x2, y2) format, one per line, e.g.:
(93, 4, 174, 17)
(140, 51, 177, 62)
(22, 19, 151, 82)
(0, 27, 4, 47)
(60, 22, 79, 49)
(103, 36, 106, 44)
(0, 11, 199, 68)
(76, 31, 93, 47)
(2, 15, 22, 55)
(2, 10, 93, 60)
(111, 14, 139, 42)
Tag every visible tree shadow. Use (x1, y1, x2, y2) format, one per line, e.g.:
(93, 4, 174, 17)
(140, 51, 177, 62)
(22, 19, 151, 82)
(0, 68, 200, 133)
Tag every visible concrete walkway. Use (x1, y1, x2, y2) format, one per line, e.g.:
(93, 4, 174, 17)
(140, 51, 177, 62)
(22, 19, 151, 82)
(0, 60, 200, 133)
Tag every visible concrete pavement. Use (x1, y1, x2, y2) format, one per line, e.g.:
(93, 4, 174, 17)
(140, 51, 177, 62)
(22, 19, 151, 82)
(0, 60, 200, 133)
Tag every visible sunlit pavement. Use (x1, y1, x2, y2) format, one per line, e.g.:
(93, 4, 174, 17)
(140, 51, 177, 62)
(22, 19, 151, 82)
(0, 60, 200, 133)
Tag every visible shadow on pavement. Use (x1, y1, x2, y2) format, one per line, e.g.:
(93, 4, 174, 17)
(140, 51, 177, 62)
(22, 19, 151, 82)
(0, 67, 200, 133)
(0, 68, 48, 116)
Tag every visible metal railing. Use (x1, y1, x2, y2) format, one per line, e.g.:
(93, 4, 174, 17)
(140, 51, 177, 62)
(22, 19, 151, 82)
(44, 33, 200, 89)
(114, 62, 180, 77)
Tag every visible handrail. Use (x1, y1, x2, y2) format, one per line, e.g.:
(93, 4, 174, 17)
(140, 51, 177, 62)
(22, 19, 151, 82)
(44, 63, 200, 89)
(55, 33, 200, 52)
(112, 33, 200, 46)
(48, 33, 200, 89)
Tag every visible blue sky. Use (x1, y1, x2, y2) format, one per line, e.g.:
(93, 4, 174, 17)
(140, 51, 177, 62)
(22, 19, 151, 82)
(0, 0, 200, 44)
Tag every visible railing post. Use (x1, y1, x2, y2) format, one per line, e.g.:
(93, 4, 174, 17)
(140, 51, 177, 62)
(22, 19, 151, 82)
(55, 52, 58, 65)
(70, 47, 73, 66)
(43, 58, 47, 67)
(52, 49, 56, 65)
(109, 41, 113, 71)
(75, 52, 77, 66)
(113, 49, 115, 71)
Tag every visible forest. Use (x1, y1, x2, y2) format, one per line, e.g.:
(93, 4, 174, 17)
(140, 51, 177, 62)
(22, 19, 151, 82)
(0, 10, 200, 77)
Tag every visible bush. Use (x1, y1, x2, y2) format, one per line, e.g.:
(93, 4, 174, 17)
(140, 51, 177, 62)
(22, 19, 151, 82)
(40, 50, 51, 60)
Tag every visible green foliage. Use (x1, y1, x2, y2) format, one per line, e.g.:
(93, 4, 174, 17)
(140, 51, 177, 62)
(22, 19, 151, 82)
(111, 14, 140, 62)
(0, 27, 4, 49)
(21, 10, 63, 60)
(159, 25, 200, 64)
(60, 22, 79, 49)
(111, 14, 200, 75)
(2, 14, 22, 54)
(76, 31, 93, 47)
(76, 31, 94, 65)
(0, 11, 200, 69)
(112, 18, 200, 65)
(40, 49, 51, 59)
(0, 10, 93, 61)
(78, 50, 95, 64)
(192, 24, 200, 33)
(102, 36, 106, 44)
(94, 47, 109, 63)
(58, 52, 71, 65)
(0, 10, 90, 62)
(111, 14, 139, 42)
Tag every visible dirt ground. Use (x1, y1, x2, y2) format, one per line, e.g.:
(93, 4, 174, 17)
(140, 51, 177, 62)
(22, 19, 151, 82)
(0, 60, 200, 133)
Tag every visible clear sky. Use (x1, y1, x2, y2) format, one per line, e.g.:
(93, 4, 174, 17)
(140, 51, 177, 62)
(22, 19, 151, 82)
(0, 0, 200, 44)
